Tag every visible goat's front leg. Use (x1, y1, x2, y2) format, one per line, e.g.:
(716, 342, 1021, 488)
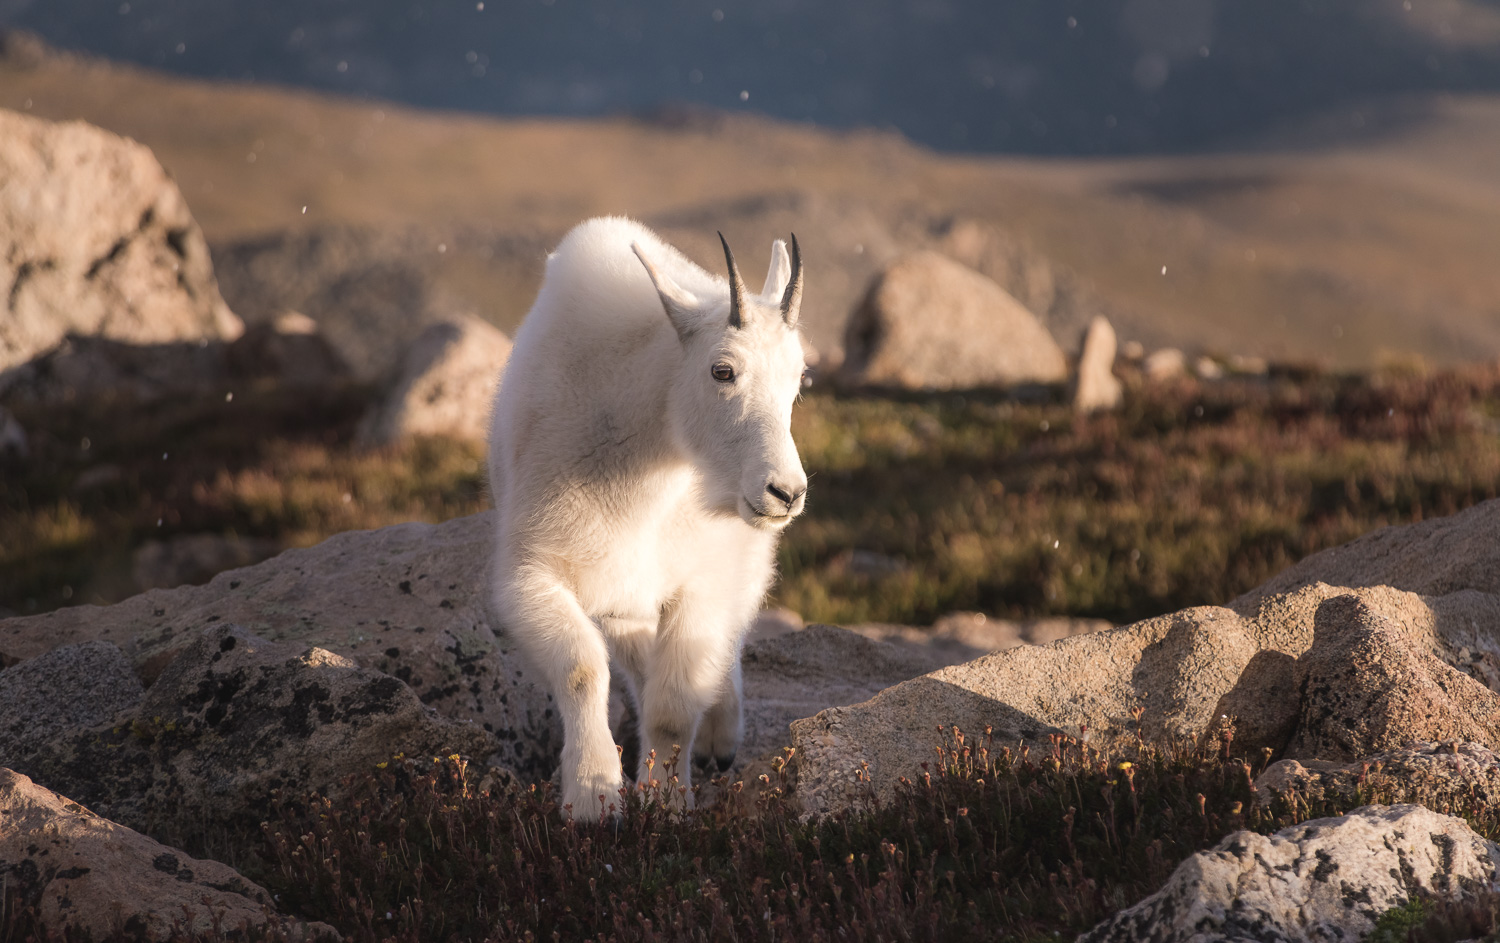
(497, 564, 621, 820)
(637, 595, 740, 806)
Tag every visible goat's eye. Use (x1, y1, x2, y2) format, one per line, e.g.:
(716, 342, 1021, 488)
(711, 362, 735, 383)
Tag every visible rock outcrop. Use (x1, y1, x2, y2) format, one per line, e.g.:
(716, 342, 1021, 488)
(1079, 804, 1500, 943)
(0, 641, 143, 770)
(1255, 742, 1500, 813)
(0, 768, 328, 942)
(357, 314, 511, 447)
(1288, 594, 1500, 761)
(1236, 495, 1500, 605)
(791, 604, 1261, 814)
(0, 511, 561, 780)
(0, 109, 241, 374)
(839, 251, 1067, 390)
(6, 624, 495, 837)
(1072, 315, 1123, 413)
(790, 498, 1500, 814)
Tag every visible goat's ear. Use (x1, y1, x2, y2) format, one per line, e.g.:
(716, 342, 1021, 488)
(633, 242, 697, 342)
(761, 239, 792, 303)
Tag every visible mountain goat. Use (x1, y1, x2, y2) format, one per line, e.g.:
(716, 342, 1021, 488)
(488, 217, 808, 819)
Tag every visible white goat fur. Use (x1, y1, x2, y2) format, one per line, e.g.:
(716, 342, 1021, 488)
(488, 217, 808, 818)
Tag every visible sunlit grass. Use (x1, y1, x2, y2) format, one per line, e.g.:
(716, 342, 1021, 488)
(4, 366, 1499, 624)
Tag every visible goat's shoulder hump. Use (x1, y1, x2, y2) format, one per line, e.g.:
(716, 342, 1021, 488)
(548, 216, 718, 300)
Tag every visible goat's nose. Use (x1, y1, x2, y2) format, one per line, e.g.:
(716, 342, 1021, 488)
(766, 482, 806, 510)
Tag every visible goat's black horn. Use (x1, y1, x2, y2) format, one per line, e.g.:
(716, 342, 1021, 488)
(719, 231, 746, 329)
(780, 233, 803, 328)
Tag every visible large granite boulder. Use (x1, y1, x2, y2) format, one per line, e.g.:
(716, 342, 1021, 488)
(838, 251, 1067, 390)
(0, 768, 329, 942)
(1079, 804, 1500, 943)
(0, 109, 241, 374)
(0, 511, 561, 780)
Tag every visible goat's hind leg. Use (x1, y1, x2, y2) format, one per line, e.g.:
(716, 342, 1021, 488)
(601, 616, 655, 792)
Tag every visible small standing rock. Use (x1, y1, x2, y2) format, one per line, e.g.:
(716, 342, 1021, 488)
(1072, 315, 1123, 413)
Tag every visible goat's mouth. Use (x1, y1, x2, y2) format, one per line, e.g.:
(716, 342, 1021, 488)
(739, 496, 798, 530)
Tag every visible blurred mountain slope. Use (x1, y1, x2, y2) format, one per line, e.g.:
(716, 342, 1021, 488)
(4, 32, 1500, 367)
(5, 0, 1500, 155)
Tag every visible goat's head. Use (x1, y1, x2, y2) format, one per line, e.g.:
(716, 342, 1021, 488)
(633, 232, 808, 530)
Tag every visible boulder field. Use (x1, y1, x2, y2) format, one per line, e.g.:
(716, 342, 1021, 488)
(3, 499, 1500, 938)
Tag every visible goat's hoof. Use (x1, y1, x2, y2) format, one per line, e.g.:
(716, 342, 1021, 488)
(696, 751, 736, 773)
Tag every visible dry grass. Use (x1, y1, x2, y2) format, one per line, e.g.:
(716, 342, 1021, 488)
(13, 727, 1500, 942)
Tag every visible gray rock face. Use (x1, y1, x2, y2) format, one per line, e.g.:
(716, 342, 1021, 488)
(14, 624, 496, 836)
(1072, 315, 1123, 413)
(1079, 804, 1500, 943)
(839, 251, 1067, 390)
(1288, 594, 1500, 761)
(357, 314, 511, 447)
(0, 767, 329, 942)
(0, 640, 142, 769)
(0, 511, 561, 780)
(0, 109, 241, 374)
